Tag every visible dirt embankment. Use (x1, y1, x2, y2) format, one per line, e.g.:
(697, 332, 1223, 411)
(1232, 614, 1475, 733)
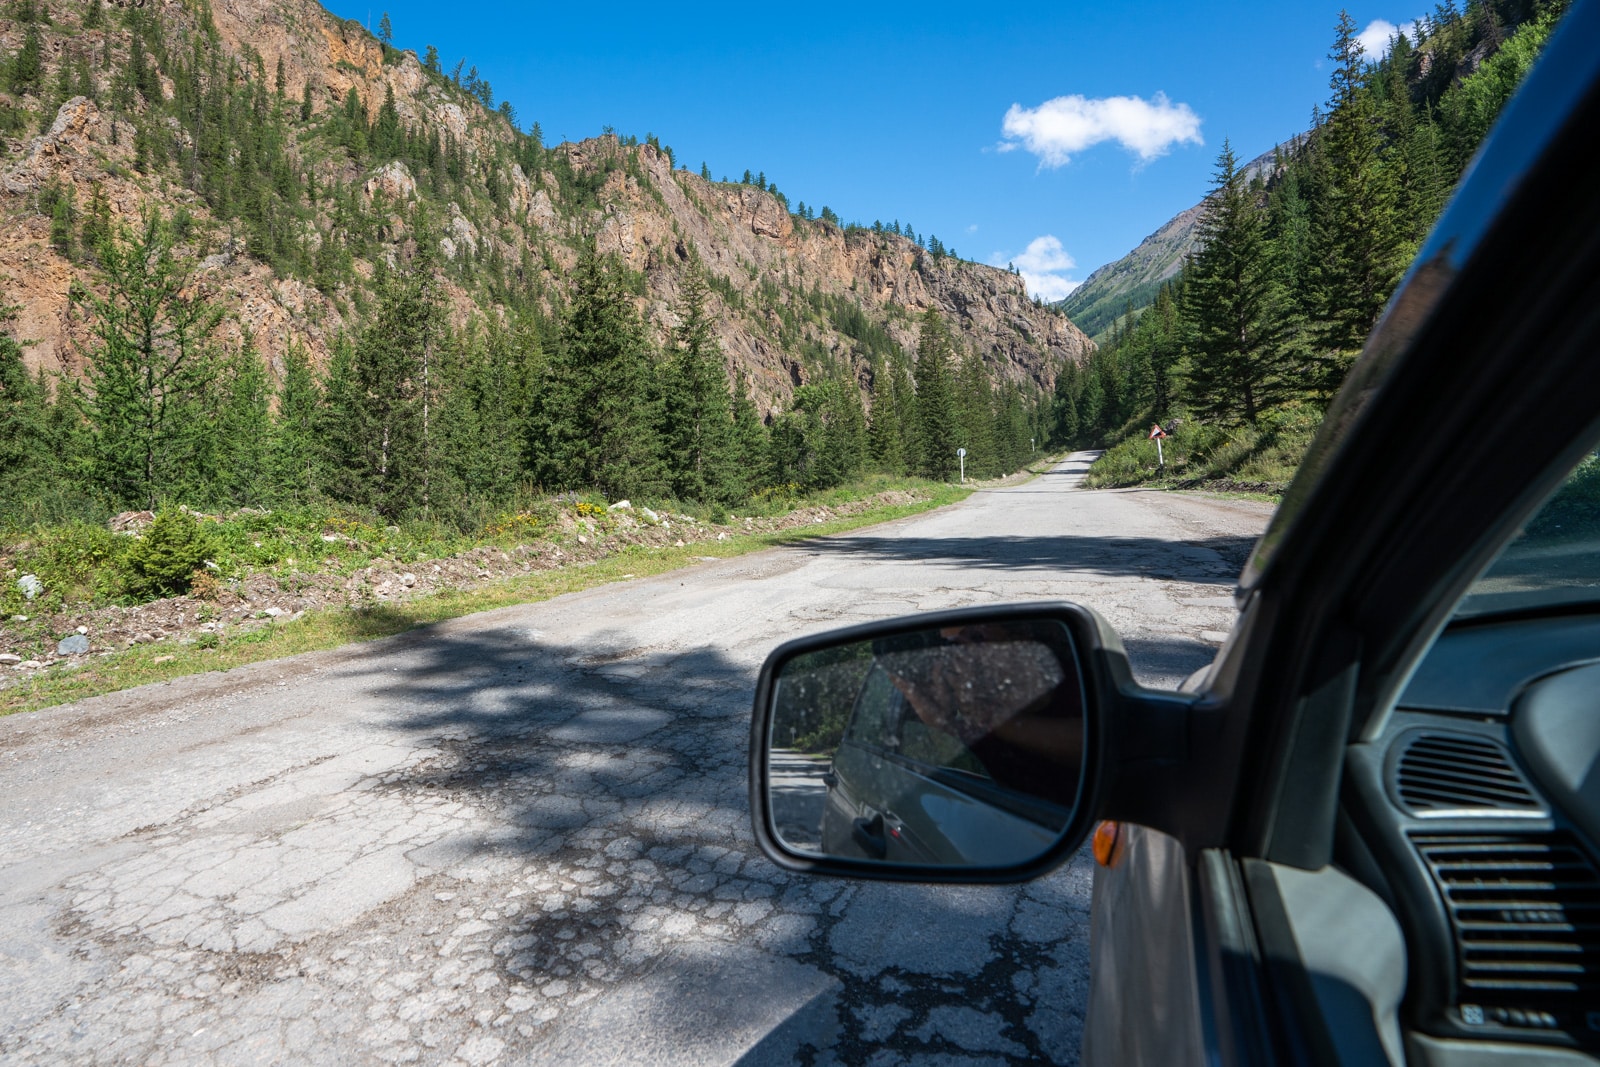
(0, 491, 926, 675)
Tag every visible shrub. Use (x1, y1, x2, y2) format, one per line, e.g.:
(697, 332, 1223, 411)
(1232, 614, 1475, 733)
(123, 509, 217, 599)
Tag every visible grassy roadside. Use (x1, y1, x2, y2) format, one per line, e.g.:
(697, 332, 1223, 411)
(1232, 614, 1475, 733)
(0, 484, 975, 717)
(1080, 404, 1319, 501)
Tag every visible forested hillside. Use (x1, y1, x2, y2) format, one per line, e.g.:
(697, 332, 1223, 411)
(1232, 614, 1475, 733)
(0, 0, 1088, 537)
(1054, 0, 1569, 488)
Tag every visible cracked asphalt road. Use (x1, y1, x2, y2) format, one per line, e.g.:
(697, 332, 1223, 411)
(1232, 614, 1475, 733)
(0, 454, 1274, 1066)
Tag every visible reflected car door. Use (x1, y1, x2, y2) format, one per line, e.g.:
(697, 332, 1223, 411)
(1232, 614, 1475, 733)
(821, 664, 1061, 866)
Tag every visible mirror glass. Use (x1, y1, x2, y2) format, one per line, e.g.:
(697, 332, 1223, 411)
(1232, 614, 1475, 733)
(767, 618, 1086, 868)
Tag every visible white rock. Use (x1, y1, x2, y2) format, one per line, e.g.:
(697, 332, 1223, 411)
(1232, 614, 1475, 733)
(641, 507, 660, 523)
(0, 654, 20, 665)
(401, 573, 417, 587)
(607, 500, 632, 512)
(263, 607, 284, 618)
(16, 574, 42, 600)
(75, 625, 88, 635)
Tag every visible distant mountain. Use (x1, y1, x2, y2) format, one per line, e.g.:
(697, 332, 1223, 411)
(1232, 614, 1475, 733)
(1059, 142, 1293, 342)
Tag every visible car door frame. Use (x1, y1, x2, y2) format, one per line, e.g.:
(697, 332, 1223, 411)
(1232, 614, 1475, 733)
(1085, 6, 1600, 1064)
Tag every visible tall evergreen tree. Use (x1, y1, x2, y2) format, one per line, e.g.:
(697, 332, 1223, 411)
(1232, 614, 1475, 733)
(440, 314, 542, 508)
(955, 350, 997, 476)
(866, 364, 904, 474)
(270, 340, 323, 503)
(321, 264, 446, 517)
(913, 310, 958, 479)
(0, 309, 51, 519)
(728, 367, 768, 496)
(77, 213, 226, 508)
(213, 333, 273, 506)
(1048, 360, 1081, 449)
(660, 267, 737, 502)
(531, 248, 662, 498)
(1306, 12, 1404, 391)
(1182, 140, 1301, 425)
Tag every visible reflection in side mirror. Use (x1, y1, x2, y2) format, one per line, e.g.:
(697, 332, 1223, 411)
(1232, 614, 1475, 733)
(763, 617, 1088, 871)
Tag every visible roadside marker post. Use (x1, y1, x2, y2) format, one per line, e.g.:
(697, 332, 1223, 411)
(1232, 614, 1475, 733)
(957, 447, 967, 483)
(1148, 424, 1168, 469)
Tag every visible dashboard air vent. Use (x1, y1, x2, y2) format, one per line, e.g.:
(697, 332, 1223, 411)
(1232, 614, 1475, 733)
(1414, 832, 1600, 1040)
(1395, 734, 1541, 815)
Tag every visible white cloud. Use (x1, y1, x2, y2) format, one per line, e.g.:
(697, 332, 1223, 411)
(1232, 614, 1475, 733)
(1000, 92, 1202, 168)
(1356, 17, 1423, 57)
(993, 236, 1080, 302)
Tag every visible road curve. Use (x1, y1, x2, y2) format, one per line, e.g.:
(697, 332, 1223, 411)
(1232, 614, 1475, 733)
(0, 454, 1273, 1066)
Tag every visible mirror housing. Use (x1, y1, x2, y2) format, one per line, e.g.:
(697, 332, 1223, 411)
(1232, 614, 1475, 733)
(749, 602, 1194, 883)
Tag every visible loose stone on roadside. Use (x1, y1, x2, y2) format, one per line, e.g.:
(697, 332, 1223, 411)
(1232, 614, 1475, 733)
(57, 635, 91, 656)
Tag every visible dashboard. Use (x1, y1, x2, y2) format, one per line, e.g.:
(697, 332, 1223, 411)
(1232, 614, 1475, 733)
(1340, 613, 1600, 1060)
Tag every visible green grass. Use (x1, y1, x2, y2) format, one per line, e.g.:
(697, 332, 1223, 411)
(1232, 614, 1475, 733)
(0, 484, 972, 716)
(1082, 404, 1322, 495)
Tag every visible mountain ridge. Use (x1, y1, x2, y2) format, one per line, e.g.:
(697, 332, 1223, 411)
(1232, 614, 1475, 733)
(0, 0, 1092, 415)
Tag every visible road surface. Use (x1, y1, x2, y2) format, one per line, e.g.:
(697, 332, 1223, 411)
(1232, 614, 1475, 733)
(0, 454, 1273, 1066)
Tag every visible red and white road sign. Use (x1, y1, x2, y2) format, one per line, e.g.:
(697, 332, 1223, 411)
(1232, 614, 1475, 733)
(1148, 424, 1168, 440)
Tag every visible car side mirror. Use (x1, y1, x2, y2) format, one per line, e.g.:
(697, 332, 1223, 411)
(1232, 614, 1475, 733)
(749, 603, 1127, 882)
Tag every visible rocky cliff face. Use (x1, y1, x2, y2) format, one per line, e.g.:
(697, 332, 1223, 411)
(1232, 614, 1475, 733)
(0, 0, 1090, 414)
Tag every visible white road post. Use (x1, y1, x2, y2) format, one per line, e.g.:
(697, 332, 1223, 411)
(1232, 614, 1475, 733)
(957, 447, 967, 483)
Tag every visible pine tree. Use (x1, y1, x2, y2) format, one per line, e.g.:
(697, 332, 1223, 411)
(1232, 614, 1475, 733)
(1182, 140, 1302, 425)
(77, 214, 226, 508)
(0, 311, 51, 519)
(660, 267, 737, 502)
(8, 22, 43, 96)
(320, 264, 446, 517)
(817, 378, 866, 487)
(866, 365, 904, 473)
(378, 11, 393, 44)
(913, 310, 958, 479)
(212, 334, 273, 506)
(439, 314, 542, 509)
(270, 340, 323, 503)
(531, 248, 662, 498)
(955, 350, 996, 476)
(1049, 360, 1081, 448)
(1306, 13, 1404, 392)
(728, 368, 768, 495)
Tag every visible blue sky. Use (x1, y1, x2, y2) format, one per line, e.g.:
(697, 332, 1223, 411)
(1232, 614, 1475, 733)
(329, 2, 1421, 299)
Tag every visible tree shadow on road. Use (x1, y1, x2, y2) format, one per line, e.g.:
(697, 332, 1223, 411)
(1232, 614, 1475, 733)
(308, 622, 1221, 1061)
(798, 532, 1257, 584)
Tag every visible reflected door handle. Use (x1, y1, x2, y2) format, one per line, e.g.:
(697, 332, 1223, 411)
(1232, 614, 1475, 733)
(852, 813, 888, 859)
(822, 771, 837, 788)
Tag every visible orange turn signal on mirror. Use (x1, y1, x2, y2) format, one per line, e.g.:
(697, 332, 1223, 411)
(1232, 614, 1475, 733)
(1092, 820, 1122, 867)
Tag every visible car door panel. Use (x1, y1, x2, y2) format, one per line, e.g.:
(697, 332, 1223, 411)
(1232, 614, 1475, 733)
(1082, 823, 1206, 1067)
